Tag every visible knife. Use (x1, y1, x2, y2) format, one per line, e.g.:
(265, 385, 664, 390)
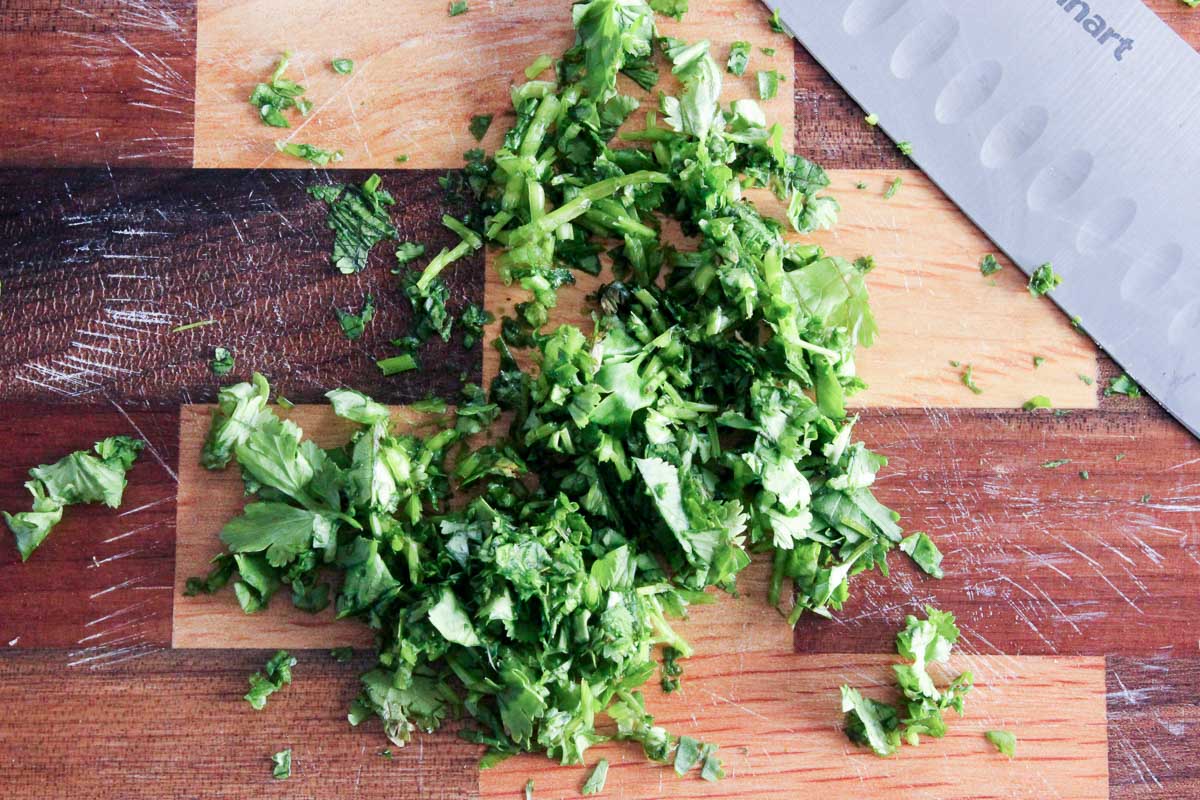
(767, 0, 1200, 435)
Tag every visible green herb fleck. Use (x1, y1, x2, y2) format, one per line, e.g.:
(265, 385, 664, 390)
(650, 0, 688, 20)
(524, 779, 534, 800)
(335, 294, 377, 341)
(1042, 459, 1070, 469)
(276, 141, 344, 166)
(460, 304, 494, 350)
(1115, 453, 1126, 462)
(377, 354, 418, 376)
(331, 58, 354, 75)
(760, 46, 776, 56)
(469, 114, 493, 142)
(448, 0, 468, 16)
(979, 254, 1001, 276)
(1105, 373, 1142, 398)
(769, 8, 788, 34)
(855, 181, 868, 190)
(700, 744, 725, 781)
(1079, 470, 1090, 480)
(395, 154, 410, 163)
(581, 759, 609, 794)
(661, 645, 684, 693)
(865, 112, 879, 126)
(899, 532, 944, 579)
(884, 176, 902, 200)
(172, 319, 216, 334)
(210, 346, 235, 376)
(1078, 373, 1094, 386)
(896, 141, 913, 156)
(1022, 395, 1052, 411)
(1028, 263, 1063, 297)
(395, 242, 426, 266)
(757, 69, 783, 101)
(271, 749, 292, 780)
(1141, 493, 1152, 503)
(960, 364, 983, 395)
(250, 52, 309, 128)
(276, 396, 294, 410)
(1032, 356, 1045, 368)
(727, 41, 751, 76)
(524, 54, 554, 79)
(986, 730, 1016, 757)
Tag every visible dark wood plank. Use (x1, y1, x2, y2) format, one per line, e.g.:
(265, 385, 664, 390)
(1108, 655, 1200, 799)
(794, 0, 1200, 169)
(0, 168, 484, 405)
(0, 649, 481, 799)
(0, 0, 196, 167)
(794, 406, 1200, 656)
(0, 403, 177, 650)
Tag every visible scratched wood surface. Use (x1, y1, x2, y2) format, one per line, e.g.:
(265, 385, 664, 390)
(0, 0, 1198, 798)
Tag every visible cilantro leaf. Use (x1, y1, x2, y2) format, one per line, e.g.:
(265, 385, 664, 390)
(448, 0, 468, 15)
(960, 364, 983, 395)
(986, 729, 1016, 757)
(331, 58, 354, 75)
(4, 436, 144, 561)
(245, 650, 296, 710)
(979, 254, 1001, 276)
(899, 531, 944, 579)
(210, 346, 235, 376)
(884, 176, 902, 200)
(335, 294, 377, 340)
(727, 41, 751, 76)
(220, 503, 336, 568)
(250, 52, 309, 128)
(309, 174, 398, 275)
(276, 141, 344, 166)
(649, 0, 688, 20)
(271, 748, 292, 780)
(581, 758, 609, 794)
(469, 114, 493, 142)
(1028, 262, 1062, 297)
(460, 303, 494, 349)
(756, 69, 782, 101)
(1105, 373, 1142, 398)
(1023, 395, 1052, 411)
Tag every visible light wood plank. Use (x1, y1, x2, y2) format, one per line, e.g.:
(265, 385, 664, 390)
(483, 169, 1099, 409)
(193, 0, 793, 169)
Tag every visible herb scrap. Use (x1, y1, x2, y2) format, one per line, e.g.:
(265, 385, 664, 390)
(1028, 263, 1062, 297)
(469, 114, 493, 142)
(250, 52, 310, 128)
(335, 294, 377, 341)
(309, 174, 398, 275)
(331, 58, 354, 75)
(276, 141, 344, 166)
(581, 759, 609, 794)
(4, 436, 144, 561)
(1022, 395, 1052, 411)
(1042, 459, 1071, 469)
(899, 532, 944, 579)
(985, 730, 1016, 758)
(979, 254, 1001, 276)
(727, 41, 751, 76)
(960, 364, 984, 395)
(756, 69, 783, 101)
(1105, 373, 1143, 398)
(210, 346, 236, 376)
(448, 0, 468, 16)
(245, 650, 296, 710)
(884, 176, 902, 200)
(271, 748, 292, 780)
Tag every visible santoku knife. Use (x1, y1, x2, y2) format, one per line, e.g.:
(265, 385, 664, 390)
(767, 0, 1200, 435)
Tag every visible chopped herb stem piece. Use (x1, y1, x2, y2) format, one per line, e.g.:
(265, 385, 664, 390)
(377, 354, 418, 376)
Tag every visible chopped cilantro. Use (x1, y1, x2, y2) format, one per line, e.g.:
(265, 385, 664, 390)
(271, 748, 292, 780)
(331, 58, 354, 75)
(395, 154, 410, 163)
(448, 0, 468, 15)
(864, 112, 879, 126)
(4, 436, 144, 561)
(842, 607, 972, 756)
(660, 645, 684, 692)
(1115, 453, 1126, 461)
(1022, 395, 1052, 411)
(674, 735, 703, 775)
(727, 41, 751, 76)
(897, 141, 913, 156)
(395, 242, 426, 266)
(172, 319, 216, 333)
(460, 303, 494, 349)
(768, 8, 788, 34)
(1042, 459, 1070, 469)
(700, 744, 725, 781)
(1079, 470, 1090, 480)
(884, 176, 902, 200)
(335, 294, 377, 340)
(210, 346, 235, 376)
(524, 55, 554, 80)
(276, 396, 294, 410)
(985, 730, 1016, 757)
(469, 114, 493, 142)
(1054, 409, 1072, 418)
(1105, 373, 1142, 398)
(250, 52, 309, 128)
(979, 254, 1001, 276)
(1033, 356, 1045, 368)
(581, 759, 609, 794)
(649, 0, 688, 20)
(1141, 493, 1152, 503)
(379, 748, 393, 759)
(899, 532, 944, 579)
(760, 46, 776, 56)
(245, 650, 296, 710)
(855, 181, 867, 190)
(309, 174, 398, 274)
(524, 779, 534, 800)
(276, 141, 344, 166)
(960, 364, 983, 395)
(756, 69, 783, 101)
(377, 354, 417, 375)
(1028, 262, 1062, 297)
(1078, 373, 1094, 386)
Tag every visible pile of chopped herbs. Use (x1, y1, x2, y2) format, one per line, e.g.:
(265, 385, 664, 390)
(190, 0, 937, 778)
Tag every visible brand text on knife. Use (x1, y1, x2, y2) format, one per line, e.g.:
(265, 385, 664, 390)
(1054, 0, 1134, 61)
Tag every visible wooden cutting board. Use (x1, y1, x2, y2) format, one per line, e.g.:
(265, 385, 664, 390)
(1, 1, 1198, 798)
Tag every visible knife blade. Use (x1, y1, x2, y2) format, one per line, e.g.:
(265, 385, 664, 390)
(768, 0, 1200, 435)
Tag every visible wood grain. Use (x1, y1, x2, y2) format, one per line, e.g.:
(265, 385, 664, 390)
(0, 0, 196, 167)
(0, 649, 480, 800)
(483, 170, 1100, 409)
(795, 406, 1200, 657)
(0, 168, 483, 405)
(192, 0, 794, 170)
(0, 403, 178, 651)
(1107, 656, 1200, 800)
